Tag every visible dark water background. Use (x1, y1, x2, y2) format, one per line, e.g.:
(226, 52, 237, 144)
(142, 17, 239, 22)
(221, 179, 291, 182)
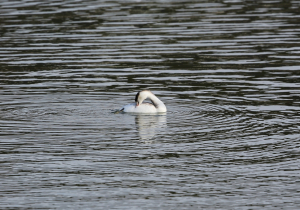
(1, 0, 300, 209)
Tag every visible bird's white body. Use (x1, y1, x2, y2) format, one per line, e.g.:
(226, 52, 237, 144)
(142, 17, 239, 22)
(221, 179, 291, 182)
(121, 90, 167, 113)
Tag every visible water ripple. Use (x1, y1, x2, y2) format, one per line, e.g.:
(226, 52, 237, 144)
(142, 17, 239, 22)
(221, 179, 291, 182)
(1, 0, 300, 209)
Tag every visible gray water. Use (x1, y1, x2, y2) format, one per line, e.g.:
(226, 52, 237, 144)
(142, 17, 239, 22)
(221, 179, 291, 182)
(1, 0, 300, 209)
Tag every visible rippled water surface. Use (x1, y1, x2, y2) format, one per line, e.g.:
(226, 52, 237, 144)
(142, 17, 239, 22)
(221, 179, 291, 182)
(1, 0, 300, 209)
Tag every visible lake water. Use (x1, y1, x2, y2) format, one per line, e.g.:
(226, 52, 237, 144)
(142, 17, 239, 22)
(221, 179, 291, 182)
(1, 0, 300, 209)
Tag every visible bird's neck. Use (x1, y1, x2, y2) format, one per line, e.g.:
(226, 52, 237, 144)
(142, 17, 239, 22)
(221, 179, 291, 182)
(148, 93, 165, 108)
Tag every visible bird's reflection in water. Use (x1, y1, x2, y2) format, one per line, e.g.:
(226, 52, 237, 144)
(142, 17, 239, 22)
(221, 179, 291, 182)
(134, 113, 167, 143)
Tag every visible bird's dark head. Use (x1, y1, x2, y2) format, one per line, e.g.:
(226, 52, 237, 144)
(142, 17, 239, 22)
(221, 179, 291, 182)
(135, 91, 141, 106)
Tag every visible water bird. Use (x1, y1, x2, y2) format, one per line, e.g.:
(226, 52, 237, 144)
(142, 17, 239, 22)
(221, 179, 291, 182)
(120, 90, 167, 113)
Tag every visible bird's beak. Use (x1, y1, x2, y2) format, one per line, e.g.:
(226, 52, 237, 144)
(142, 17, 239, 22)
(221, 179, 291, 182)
(136, 102, 139, 107)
